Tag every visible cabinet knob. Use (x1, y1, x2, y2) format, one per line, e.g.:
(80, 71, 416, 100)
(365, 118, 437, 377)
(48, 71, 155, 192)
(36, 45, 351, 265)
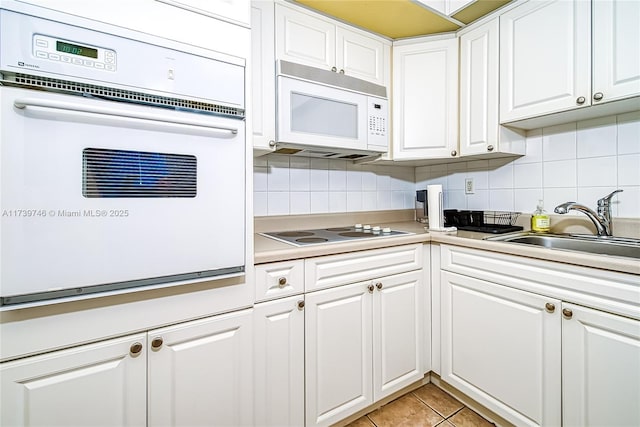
(593, 92, 604, 101)
(278, 277, 287, 288)
(576, 96, 586, 105)
(151, 337, 164, 349)
(331, 66, 337, 72)
(339, 69, 345, 74)
(268, 140, 276, 148)
(130, 342, 143, 355)
(545, 303, 555, 313)
(487, 145, 494, 152)
(297, 300, 305, 310)
(367, 284, 375, 293)
(451, 150, 457, 157)
(562, 308, 573, 319)
(375, 282, 383, 290)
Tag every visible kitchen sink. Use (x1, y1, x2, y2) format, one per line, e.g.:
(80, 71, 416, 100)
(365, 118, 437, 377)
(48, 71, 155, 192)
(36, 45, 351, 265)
(484, 232, 640, 259)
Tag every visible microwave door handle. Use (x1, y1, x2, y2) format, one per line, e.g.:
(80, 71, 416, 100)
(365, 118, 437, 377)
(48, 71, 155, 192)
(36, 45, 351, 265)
(13, 97, 239, 135)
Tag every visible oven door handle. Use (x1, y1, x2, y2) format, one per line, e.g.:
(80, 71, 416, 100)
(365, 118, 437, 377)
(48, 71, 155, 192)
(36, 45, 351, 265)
(14, 97, 239, 135)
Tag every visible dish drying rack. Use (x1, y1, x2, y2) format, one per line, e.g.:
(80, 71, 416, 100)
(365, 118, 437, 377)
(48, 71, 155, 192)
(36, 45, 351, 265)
(443, 210, 523, 234)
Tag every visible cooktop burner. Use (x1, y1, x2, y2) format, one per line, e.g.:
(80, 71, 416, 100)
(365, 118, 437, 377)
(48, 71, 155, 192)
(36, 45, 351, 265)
(261, 225, 413, 247)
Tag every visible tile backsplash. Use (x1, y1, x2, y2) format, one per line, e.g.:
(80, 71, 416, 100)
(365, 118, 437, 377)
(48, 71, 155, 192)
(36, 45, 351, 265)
(255, 111, 640, 218)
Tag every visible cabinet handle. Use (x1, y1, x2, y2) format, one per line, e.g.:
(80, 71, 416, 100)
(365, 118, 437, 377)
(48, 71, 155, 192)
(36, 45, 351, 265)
(367, 284, 375, 293)
(593, 92, 604, 101)
(375, 282, 383, 290)
(451, 150, 457, 157)
(151, 337, 164, 349)
(545, 303, 555, 313)
(339, 69, 345, 74)
(331, 66, 337, 72)
(487, 145, 494, 152)
(576, 96, 586, 105)
(562, 308, 573, 319)
(278, 277, 287, 288)
(130, 342, 143, 355)
(297, 300, 305, 310)
(268, 140, 276, 147)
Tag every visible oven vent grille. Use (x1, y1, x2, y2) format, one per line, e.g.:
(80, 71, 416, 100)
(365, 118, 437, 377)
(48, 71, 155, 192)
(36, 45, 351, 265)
(2, 73, 245, 118)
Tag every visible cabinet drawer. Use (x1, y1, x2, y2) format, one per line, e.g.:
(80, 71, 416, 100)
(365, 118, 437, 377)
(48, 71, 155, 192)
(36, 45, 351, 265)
(441, 245, 640, 320)
(305, 244, 423, 292)
(255, 259, 304, 302)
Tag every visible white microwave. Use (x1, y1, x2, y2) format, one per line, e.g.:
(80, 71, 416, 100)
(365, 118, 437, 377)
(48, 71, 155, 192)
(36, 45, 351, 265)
(276, 61, 388, 160)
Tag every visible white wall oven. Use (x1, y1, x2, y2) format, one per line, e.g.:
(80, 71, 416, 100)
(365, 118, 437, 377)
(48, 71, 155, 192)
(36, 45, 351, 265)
(0, 5, 246, 306)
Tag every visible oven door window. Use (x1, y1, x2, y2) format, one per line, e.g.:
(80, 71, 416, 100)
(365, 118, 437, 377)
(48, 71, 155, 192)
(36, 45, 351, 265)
(83, 148, 197, 198)
(290, 92, 358, 139)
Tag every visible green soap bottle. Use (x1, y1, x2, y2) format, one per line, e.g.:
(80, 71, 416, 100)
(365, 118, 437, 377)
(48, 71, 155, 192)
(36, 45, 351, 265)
(531, 199, 550, 232)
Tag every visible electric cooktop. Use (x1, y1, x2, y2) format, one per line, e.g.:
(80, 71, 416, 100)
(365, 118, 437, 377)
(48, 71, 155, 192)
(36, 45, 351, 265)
(260, 225, 413, 247)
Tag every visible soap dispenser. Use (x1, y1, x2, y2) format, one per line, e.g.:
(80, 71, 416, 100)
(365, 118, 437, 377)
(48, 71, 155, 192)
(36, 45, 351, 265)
(531, 199, 550, 232)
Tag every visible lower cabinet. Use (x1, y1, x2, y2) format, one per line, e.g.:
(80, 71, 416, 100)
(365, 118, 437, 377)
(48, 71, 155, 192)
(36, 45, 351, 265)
(253, 295, 305, 427)
(440, 245, 640, 427)
(441, 271, 562, 427)
(305, 270, 424, 427)
(1, 333, 148, 427)
(1, 309, 253, 427)
(562, 303, 640, 427)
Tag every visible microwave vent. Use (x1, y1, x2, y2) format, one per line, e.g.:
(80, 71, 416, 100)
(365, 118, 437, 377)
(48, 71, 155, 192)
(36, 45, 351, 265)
(2, 72, 245, 118)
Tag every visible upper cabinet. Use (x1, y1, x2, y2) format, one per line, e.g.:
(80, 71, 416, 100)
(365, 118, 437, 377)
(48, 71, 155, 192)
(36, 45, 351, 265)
(499, 0, 640, 129)
(275, 3, 390, 86)
(392, 36, 459, 161)
(251, 0, 391, 153)
(459, 17, 524, 158)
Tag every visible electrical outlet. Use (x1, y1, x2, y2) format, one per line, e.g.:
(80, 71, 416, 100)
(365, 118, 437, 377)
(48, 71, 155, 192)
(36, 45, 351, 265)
(465, 178, 474, 194)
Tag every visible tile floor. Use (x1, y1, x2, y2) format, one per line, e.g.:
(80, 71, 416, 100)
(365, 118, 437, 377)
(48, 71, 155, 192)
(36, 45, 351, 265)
(346, 383, 496, 427)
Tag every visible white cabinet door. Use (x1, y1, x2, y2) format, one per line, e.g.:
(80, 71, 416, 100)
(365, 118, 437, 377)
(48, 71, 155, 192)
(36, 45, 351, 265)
(499, 0, 591, 122)
(592, 0, 640, 104)
(254, 296, 305, 427)
(148, 309, 253, 427)
(562, 303, 640, 427)
(392, 37, 458, 160)
(251, 0, 276, 152)
(459, 18, 499, 156)
(336, 26, 388, 86)
(275, 4, 336, 71)
(305, 282, 373, 427)
(441, 271, 561, 427)
(373, 270, 424, 401)
(1, 333, 147, 427)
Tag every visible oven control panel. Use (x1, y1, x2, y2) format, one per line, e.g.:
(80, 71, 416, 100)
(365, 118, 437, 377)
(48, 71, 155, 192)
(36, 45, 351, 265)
(32, 34, 117, 72)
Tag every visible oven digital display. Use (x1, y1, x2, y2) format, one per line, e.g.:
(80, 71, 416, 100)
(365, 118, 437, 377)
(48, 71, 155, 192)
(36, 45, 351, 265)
(56, 41, 98, 58)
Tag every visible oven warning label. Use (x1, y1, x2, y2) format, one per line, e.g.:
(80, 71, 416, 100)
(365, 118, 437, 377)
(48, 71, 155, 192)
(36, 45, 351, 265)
(2, 209, 129, 218)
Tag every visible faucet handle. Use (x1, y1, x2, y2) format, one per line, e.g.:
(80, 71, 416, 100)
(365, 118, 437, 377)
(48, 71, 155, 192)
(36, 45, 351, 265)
(597, 189, 623, 206)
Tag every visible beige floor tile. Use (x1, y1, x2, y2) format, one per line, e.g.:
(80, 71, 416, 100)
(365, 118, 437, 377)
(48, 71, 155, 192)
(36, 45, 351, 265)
(449, 407, 495, 427)
(413, 383, 464, 418)
(436, 421, 456, 427)
(367, 394, 445, 427)
(345, 415, 376, 427)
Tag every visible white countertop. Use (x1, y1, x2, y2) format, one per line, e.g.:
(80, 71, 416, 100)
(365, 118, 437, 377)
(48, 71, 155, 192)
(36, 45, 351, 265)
(254, 212, 640, 275)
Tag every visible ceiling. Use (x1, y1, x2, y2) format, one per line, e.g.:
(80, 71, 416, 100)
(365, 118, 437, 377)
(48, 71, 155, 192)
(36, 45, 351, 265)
(291, 0, 512, 39)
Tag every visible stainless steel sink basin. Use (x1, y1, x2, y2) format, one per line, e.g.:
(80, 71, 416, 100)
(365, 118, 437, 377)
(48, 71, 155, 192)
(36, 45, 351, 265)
(484, 232, 640, 259)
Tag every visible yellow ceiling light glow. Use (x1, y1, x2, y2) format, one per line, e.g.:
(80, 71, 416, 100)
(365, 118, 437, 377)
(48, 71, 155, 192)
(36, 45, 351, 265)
(293, 0, 461, 39)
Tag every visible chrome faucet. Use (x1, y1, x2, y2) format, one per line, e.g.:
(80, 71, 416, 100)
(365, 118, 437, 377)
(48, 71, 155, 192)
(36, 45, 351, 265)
(554, 190, 623, 236)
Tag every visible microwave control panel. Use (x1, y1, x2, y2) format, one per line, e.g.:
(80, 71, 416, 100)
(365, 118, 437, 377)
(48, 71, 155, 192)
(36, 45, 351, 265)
(367, 98, 388, 149)
(32, 34, 117, 72)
